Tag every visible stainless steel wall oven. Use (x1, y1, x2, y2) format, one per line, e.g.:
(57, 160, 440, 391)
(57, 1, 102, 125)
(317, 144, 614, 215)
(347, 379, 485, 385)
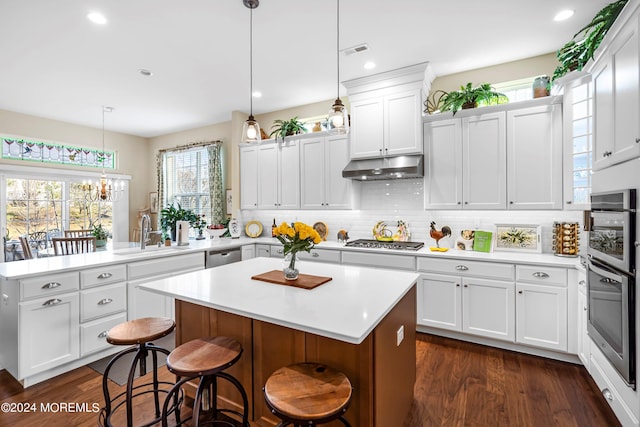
(587, 189, 636, 389)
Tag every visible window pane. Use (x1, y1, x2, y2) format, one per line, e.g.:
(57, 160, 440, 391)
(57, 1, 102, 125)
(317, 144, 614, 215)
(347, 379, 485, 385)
(573, 118, 589, 137)
(573, 84, 588, 102)
(573, 135, 590, 153)
(573, 100, 589, 119)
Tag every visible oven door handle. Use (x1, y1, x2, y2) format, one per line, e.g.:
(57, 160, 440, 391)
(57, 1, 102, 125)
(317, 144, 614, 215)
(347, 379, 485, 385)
(588, 258, 624, 283)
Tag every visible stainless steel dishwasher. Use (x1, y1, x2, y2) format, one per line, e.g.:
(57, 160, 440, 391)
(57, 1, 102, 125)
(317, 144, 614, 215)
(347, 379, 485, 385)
(204, 247, 242, 268)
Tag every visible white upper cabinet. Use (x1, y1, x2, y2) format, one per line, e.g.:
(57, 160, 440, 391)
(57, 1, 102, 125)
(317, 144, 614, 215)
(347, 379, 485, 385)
(591, 13, 640, 170)
(425, 97, 562, 211)
(300, 134, 352, 209)
(344, 63, 432, 160)
(507, 103, 563, 209)
(239, 145, 259, 209)
(258, 139, 300, 209)
(463, 111, 507, 210)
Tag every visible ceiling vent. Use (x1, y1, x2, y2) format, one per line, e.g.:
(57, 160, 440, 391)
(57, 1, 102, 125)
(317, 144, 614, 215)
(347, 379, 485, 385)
(341, 43, 369, 56)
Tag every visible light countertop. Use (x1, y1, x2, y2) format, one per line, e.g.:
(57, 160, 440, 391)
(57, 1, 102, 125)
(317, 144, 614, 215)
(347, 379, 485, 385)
(138, 257, 420, 344)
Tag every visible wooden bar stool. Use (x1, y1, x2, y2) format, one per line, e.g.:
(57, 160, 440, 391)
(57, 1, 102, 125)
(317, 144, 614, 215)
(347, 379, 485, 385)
(263, 362, 352, 426)
(98, 317, 177, 427)
(161, 336, 249, 427)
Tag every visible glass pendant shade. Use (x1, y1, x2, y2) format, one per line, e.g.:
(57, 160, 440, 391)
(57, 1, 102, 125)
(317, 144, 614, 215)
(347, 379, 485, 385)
(242, 114, 262, 143)
(327, 98, 349, 135)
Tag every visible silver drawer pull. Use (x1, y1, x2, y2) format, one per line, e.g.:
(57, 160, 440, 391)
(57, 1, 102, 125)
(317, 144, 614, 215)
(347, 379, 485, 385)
(532, 272, 549, 278)
(277, 249, 283, 254)
(311, 252, 319, 258)
(455, 265, 468, 271)
(97, 273, 113, 279)
(41, 282, 61, 289)
(578, 280, 586, 286)
(97, 298, 113, 305)
(97, 331, 108, 339)
(42, 298, 62, 307)
(602, 388, 613, 401)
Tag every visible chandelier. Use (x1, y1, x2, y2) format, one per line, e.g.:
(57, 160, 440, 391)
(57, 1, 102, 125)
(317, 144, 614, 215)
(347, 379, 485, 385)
(82, 106, 124, 202)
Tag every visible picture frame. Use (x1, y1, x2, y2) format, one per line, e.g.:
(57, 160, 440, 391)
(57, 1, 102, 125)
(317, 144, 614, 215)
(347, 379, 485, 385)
(494, 224, 542, 253)
(226, 189, 232, 215)
(149, 192, 158, 214)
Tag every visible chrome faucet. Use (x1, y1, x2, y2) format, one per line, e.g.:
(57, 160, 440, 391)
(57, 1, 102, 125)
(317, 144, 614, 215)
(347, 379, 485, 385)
(140, 214, 151, 249)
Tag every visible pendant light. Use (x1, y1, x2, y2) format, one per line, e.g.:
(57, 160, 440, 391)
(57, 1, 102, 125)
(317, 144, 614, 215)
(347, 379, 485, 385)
(327, 0, 349, 135)
(241, 0, 261, 143)
(83, 106, 123, 202)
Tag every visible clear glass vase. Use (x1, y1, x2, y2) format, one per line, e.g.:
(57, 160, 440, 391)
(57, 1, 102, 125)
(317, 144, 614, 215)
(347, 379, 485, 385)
(283, 252, 300, 280)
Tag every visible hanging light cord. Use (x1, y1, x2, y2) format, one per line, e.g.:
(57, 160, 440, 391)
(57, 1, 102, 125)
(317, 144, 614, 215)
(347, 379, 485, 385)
(101, 106, 105, 174)
(249, 7, 254, 116)
(336, 0, 340, 99)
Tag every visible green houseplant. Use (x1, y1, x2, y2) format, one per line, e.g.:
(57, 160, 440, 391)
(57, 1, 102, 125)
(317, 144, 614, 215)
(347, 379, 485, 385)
(439, 83, 507, 114)
(160, 203, 198, 241)
(269, 116, 307, 141)
(553, 0, 628, 81)
(91, 224, 109, 247)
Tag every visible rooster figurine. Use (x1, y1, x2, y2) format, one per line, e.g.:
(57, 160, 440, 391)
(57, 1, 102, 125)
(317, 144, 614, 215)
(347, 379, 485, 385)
(430, 221, 452, 248)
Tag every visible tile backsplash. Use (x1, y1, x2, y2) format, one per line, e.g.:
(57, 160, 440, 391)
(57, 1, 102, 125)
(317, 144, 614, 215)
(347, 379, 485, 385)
(239, 178, 584, 255)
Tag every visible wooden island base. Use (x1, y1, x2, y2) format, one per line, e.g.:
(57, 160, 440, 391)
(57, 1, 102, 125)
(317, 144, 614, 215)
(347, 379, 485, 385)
(174, 285, 416, 427)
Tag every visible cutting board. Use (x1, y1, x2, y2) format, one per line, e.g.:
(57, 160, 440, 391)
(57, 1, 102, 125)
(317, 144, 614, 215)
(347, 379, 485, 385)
(251, 270, 332, 290)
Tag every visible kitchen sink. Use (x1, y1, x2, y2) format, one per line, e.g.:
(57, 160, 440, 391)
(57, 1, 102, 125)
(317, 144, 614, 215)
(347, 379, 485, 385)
(111, 245, 183, 256)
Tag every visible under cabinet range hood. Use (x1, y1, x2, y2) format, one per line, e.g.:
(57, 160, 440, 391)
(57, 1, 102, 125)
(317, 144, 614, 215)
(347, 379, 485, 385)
(342, 155, 424, 180)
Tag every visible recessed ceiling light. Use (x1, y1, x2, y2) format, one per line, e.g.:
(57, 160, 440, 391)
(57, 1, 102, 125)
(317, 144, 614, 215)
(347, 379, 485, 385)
(554, 9, 574, 21)
(87, 12, 107, 25)
(252, 91, 262, 98)
(364, 61, 376, 70)
(138, 69, 153, 77)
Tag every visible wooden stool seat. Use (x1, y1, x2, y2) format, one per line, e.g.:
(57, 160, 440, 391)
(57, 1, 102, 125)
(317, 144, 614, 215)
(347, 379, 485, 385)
(167, 336, 242, 377)
(161, 336, 249, 426)
(264, 363, 352, 424)
(107, 317, 175, 346)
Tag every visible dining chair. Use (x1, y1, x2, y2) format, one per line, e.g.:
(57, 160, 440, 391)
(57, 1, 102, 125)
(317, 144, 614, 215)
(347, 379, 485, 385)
(18, 236, 34, 260)
(64, 229, 92, 238)
(52, 236, 97, 255)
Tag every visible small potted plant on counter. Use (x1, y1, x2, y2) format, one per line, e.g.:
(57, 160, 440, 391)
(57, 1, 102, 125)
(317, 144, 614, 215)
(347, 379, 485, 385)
(194, 214, 207, 240)
(91, 224, 109, 248)
(160, 203, 198, 241)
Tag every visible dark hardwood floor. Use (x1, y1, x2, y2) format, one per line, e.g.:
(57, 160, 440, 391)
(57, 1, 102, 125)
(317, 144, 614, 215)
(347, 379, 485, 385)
(0, 333, 620, 426)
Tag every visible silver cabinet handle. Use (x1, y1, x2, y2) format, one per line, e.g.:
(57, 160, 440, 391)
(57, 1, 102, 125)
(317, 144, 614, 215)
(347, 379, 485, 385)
(277, 249, 283, 254)
(455, 265, 468, 271)
(311, 252, 319, 258)
(97, 298, 113, 305)
(578, 280, 586, 286)
(635, 137, 640, 143)
(532, 272, 549, 278)
(456, 283, 460, 287)
(566, 201, 573, 204)
(463, 284, 468, 288)
(98, 331, 108, 339)
(518, 290, 523, 294)
(603, 151, 612, 157)
(602, 388, 613, 401)
(41, 282, 61, 289)
(97, 272, 113, 279)
(42, 298, 62, 307)
(584, 306, 587, 311)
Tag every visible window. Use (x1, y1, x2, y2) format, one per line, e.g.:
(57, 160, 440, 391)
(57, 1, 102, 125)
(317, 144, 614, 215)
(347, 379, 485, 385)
(4, 175, 113, 258)
(162, 146, 211, 223)
(569, 81, 593, 204)
(493, 77, 536, 103)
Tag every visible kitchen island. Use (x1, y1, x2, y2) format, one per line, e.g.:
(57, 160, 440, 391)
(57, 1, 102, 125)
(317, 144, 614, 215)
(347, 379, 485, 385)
(139, 256, 419, 427)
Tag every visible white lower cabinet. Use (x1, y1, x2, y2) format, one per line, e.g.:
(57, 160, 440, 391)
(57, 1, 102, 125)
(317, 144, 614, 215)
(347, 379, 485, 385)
(515, 265, 568, 352)
(576, 268, 590, 368)
(418, 274, 514, 341)
(255, 244, 271, 258)
(19, 291, 80, 378)
(241, 244, 255, 260)
(80, 312, 127, 356)
(127, 252, 204, 321)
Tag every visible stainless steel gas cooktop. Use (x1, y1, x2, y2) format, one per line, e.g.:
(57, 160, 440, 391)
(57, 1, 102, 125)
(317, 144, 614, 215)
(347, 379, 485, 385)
(344, 239, 424, 251)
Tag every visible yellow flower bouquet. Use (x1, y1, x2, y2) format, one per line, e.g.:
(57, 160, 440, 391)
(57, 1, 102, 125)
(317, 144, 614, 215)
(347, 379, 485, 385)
(274, 222, 322, 279)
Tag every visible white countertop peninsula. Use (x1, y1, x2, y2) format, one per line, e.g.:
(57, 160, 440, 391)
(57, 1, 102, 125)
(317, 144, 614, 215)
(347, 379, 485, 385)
(139, 256, 419, 344)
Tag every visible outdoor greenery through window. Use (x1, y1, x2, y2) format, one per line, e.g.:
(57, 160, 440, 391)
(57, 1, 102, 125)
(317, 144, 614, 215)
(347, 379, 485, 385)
(162, 147, 211, 229)
(5, 177, 113, 258)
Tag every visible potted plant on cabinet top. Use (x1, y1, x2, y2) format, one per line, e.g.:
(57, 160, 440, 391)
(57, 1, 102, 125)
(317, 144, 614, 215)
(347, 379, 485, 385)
(269, 116, 307, 141)
(91, 224, 109, 248)
(160, 203, 198, 241)
(439, 83, 507, 114)
(552, 0, 628, 82)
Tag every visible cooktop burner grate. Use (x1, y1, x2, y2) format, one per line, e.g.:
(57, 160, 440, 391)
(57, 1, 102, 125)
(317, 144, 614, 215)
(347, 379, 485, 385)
(344, 239, 424, 251)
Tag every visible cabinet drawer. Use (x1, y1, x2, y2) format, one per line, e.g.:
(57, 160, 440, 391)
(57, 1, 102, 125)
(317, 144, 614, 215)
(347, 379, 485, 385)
(516, 265, 567, 286)
(81, 264, 127, 289)
(417, 258, 514, 281)
(342, 251, 415, 270)
(128, 253, 204, 280)
(20, 271, 80, 301)
(298, 248, 341, 263)
(81, 313, 127, 356)
(80, 283, 127, 322)
(589, 355, 637, 427)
